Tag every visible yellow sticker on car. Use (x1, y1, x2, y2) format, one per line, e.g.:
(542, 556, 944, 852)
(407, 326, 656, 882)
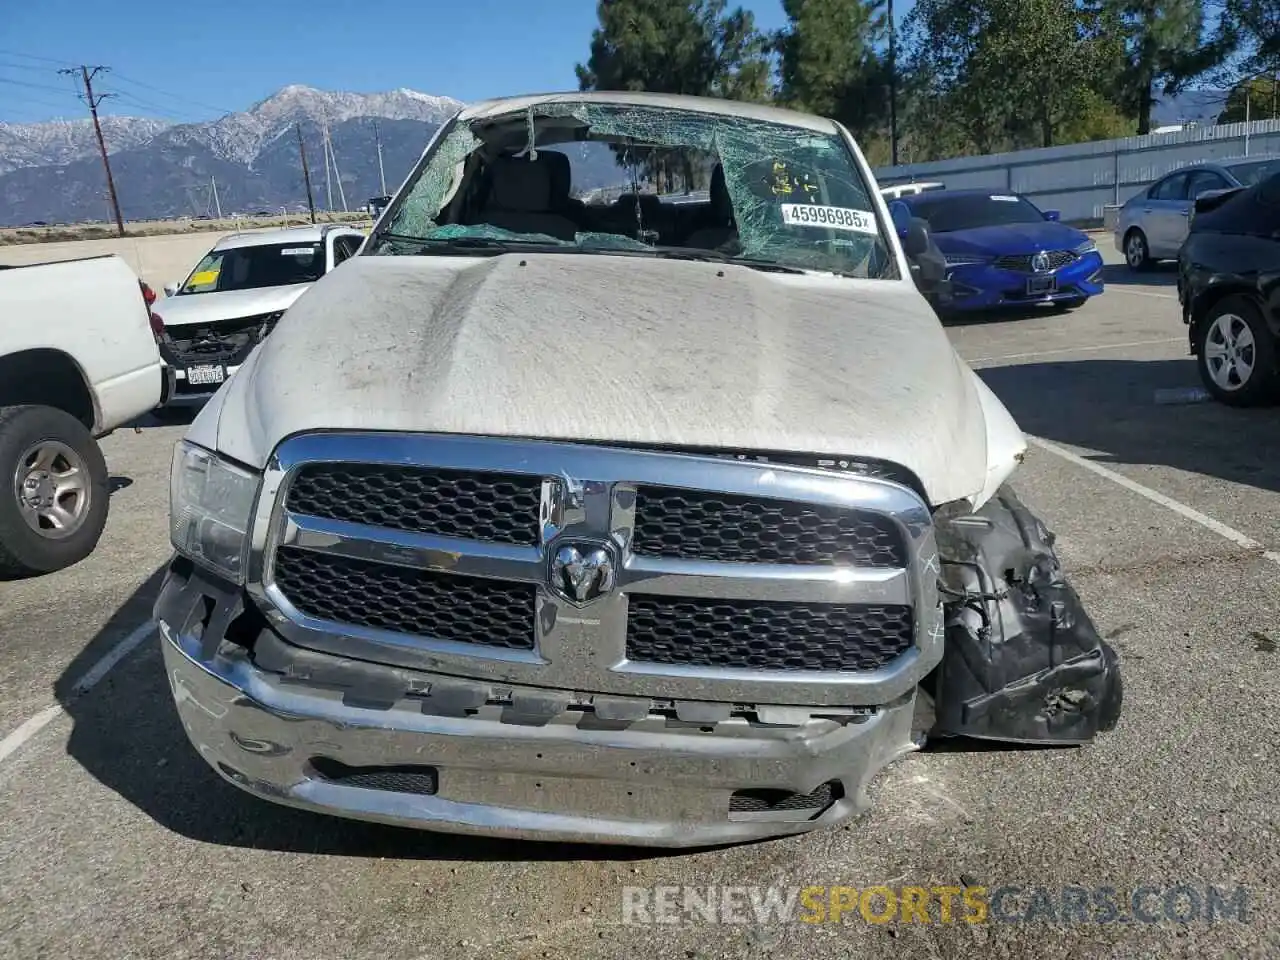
(188, 269, 219, 286)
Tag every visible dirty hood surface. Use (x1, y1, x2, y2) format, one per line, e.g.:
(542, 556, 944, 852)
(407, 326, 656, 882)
(158, 283, 312, 329)
(214, 252, 993, 505)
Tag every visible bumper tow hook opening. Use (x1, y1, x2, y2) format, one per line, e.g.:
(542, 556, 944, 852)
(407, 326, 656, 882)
(728, 780, 844, 822)
(309, 757, 440, 796)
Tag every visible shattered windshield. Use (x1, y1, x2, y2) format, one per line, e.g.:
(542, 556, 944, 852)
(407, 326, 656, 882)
(373, 100, 896, 279)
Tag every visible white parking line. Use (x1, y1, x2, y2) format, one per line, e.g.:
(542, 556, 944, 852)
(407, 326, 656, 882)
(966, 337, 1182, 365)
(1028, 436, 1280, 566)
(0, 619, 157, 767)
(1106, 287, 1178, 300)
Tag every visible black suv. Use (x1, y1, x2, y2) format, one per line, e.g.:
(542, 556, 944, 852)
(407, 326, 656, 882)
(1178, 171, 1280, 406)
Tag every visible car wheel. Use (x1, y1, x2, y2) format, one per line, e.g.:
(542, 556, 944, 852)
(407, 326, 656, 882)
(0, 405, 110, 578)
(1123, 229, 1151, 271)
(1196, 296, 1280, 407)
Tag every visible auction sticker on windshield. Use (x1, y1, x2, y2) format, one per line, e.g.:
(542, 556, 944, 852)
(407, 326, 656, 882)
(780, 204, 878, 234)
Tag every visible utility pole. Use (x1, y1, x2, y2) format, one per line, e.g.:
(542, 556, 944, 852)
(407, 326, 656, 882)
(60, 65, 125, 236)
(887, 0, 898, 167)
(373, 119, 387, 196)
(321, 119, 334, 211)
(295, 122, 317, 224)
(327, 126, 349, 212)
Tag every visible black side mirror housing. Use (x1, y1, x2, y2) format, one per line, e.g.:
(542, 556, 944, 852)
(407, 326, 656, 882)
(903, 217, 931, 257)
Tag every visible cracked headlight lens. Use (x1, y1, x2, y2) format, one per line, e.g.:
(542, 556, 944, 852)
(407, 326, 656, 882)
(169, 441, 261, 584)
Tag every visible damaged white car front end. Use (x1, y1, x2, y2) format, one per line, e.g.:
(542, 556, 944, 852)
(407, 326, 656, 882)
(155, 91, 1121, 847)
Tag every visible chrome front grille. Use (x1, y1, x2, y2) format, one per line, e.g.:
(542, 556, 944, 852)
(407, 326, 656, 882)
(251, 433, 942, 706)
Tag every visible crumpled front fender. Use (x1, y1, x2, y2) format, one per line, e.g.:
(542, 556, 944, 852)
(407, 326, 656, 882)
(929, 484, 1123, 745)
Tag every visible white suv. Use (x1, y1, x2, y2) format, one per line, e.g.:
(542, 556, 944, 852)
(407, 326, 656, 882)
(153, 224, 364, 405)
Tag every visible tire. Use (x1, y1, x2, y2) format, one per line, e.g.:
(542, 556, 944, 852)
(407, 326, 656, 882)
(1123, 229, 1151, 271)
(0, 405, 110, 578)
(1195, 296, 1280, 407)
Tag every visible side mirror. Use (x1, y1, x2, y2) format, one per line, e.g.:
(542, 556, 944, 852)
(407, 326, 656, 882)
(163, 282, 178, 297)
(888, 200, 912, 238)
(903, 217, 931, 258)
(1043, 209, 1061, 222)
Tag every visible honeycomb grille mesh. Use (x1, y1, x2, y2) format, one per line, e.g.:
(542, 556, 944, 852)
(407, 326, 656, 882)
(993, 250, 1076, 272)
(626, 595, 913, 671)
(729, 782, 840, 813)
(273, 547, 536, 650)
(286, 463, 542, 545)
(631, 486, 906, 567)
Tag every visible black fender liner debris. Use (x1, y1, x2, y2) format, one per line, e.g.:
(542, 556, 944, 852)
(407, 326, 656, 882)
(929, 484, 1123, 745)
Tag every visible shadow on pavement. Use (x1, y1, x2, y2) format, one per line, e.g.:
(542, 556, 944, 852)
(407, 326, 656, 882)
(979, 357, 1280, 494)
(941, 303, 1081, 328)
(54, 568, 678, 863)
(1101, 261, 1178, 287)
(131, 405, 199, 430)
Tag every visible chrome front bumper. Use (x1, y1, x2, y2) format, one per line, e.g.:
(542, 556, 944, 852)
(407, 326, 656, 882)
(158, 571, 922, 848)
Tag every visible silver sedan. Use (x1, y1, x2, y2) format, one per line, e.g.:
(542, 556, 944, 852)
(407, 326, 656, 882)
(1114, 154, 1280, 270)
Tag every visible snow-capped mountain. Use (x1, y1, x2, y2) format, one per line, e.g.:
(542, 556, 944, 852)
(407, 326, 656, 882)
(0, 85, 464, 225)
(0, 116, 172, 175)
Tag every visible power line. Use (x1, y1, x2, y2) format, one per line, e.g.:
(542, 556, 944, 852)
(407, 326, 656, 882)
(106, 90, 201, 123)
(59, 65, 125, 236)
(108, 71, 237, 117)
(0, 60, 58, 73)
(0, 49, 76, 66)
(0, 75, 79, 96)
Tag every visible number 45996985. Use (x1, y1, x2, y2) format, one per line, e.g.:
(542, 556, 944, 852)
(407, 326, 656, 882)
(779, 203, 878, 235)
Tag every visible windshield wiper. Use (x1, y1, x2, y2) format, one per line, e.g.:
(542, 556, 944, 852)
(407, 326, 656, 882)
(375, 234, 566, 255)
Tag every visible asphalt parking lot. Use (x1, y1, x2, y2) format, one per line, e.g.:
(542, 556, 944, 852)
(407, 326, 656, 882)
(2, 239, 1278, 960)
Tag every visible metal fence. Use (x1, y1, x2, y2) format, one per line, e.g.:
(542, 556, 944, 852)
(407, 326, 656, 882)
(871, 118, 1280, 225)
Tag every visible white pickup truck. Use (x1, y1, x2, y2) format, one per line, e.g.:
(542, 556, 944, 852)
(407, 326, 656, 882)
(0, 255, 170, 577)
(156, 91, 1123, 848)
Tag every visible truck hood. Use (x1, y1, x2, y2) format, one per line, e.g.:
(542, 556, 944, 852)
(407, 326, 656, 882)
(157, 283, 311, 328)
(211, 253, 999, 506)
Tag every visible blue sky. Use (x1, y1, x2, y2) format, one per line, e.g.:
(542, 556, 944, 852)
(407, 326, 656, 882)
(2, 0, 897, 125)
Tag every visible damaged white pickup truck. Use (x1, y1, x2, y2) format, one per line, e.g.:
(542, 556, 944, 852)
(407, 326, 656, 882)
(156, 91, 1122, 847)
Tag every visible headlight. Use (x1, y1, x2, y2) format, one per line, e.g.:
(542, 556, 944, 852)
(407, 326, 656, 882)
(943, 253, 987, 266)
(1074, 238, 1097, 255)
(169, 441, 261, 584)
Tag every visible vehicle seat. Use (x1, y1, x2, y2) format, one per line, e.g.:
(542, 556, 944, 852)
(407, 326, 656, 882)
(478, 155, 580, 242)
(683, 164, 737, 250)
(541, 150, 586, 224)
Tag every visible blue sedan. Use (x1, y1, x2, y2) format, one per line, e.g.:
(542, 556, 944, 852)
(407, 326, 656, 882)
(893, 190, 1105, 315)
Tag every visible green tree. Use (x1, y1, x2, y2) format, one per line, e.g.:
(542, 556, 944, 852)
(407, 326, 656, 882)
(575, 0, 770, 101)
(1216, 0, 1279, 94)
(1217, 74, 1280, 123)
(904, 0, 1128, 155)
(772, 0, 890, 138)
(1102, 0, 1233, 134)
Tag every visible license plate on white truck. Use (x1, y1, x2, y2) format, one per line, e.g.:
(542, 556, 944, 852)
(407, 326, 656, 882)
(186, 364, 225, 386)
